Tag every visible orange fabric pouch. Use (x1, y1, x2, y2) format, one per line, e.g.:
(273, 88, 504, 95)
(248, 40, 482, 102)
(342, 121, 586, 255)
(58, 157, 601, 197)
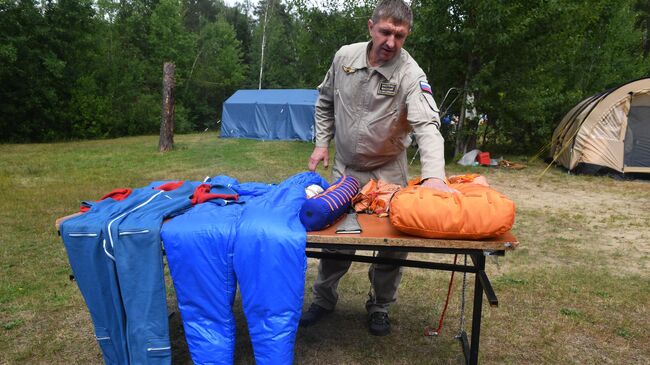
(352, 179, 401, 216)
(389, 181, 515, 239)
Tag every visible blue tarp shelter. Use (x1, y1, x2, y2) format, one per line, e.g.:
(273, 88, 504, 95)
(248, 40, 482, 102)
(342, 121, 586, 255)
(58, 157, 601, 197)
(221, 89, 318, 141)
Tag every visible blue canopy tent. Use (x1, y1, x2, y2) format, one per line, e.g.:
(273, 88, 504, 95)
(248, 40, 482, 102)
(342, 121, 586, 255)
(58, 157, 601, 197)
(221, 89, 318, 141)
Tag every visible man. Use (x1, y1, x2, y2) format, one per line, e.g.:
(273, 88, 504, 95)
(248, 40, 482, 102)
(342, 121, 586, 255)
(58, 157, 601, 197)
(303, 0, 454, 336)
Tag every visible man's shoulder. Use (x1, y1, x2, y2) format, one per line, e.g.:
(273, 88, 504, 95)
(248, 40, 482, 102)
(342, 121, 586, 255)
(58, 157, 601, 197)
(398, 48, 426, 82)
(335, 42, 368, 59)
(399, 48, 423, 71)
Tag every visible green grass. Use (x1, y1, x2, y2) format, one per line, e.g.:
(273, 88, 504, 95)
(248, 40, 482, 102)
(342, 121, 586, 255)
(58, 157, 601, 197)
(1, 133, 649, 364)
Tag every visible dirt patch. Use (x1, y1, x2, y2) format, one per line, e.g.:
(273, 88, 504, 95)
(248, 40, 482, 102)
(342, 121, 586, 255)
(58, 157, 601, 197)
(489, 170, 650, 276)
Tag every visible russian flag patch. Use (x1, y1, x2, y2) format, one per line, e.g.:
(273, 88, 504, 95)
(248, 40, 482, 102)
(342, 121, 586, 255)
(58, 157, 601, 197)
(420, 81, 432, 94)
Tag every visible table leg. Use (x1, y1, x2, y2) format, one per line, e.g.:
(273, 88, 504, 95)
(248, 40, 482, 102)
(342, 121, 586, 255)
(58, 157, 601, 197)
(469, 253, 485, 365)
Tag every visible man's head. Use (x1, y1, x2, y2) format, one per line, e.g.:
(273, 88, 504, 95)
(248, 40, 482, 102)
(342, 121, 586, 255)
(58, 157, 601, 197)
(371, 0, 413, 29)
(368, 0, 412, 66)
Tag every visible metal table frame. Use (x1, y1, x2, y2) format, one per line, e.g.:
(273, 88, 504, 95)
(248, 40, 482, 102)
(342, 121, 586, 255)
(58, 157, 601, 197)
(304, 241, 505, 365)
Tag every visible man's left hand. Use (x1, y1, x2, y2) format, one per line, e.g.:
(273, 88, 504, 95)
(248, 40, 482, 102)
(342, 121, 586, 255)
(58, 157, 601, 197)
(421, 178, 457, 193)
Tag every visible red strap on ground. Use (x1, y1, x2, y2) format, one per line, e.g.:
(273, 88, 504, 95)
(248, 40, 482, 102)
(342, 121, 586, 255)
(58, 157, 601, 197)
(424, 254, 458, 336)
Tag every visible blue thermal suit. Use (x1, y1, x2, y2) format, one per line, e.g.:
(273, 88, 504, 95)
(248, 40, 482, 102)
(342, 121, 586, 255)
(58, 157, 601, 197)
(161, 172, 328, 364)
(60, 181, 200, 364)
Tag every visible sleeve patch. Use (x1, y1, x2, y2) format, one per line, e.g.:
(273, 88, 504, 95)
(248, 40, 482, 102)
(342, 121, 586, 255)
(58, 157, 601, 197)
(420, 81, 432, 94)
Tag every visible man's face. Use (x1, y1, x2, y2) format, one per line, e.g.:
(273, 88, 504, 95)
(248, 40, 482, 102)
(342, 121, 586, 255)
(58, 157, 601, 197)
(368, 18, 410, 66)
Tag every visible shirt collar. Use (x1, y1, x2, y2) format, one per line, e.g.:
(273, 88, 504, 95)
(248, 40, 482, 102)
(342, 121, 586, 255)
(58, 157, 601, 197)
(366, 41, 402, 80)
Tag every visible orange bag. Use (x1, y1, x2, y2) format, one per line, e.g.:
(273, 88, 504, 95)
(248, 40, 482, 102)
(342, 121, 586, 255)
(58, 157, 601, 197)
(352, 179, 401, 216)
(389, 179, 515, 239)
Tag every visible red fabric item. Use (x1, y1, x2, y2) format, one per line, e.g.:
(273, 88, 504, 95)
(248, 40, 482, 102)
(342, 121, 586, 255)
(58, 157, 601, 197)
(79, 188, 132, 212)
(154, 181, 184, 191)
(191, 184, 239, 205)
(477, 152, 491, 166)
(98, 188, 132, 201)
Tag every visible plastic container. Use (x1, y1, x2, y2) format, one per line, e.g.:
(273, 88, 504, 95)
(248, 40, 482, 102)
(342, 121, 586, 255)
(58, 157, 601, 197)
(477, 152, 491, 166)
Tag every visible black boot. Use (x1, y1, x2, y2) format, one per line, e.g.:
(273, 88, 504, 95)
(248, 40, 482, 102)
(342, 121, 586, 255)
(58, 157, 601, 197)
(299, 303, 333, 327)
(368, 312, 390, 336)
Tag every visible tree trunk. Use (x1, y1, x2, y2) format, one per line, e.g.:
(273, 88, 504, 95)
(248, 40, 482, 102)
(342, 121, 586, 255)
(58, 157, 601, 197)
(454, 5, 481, 158)
(258, 0, 273, 89)
(159, 62, 175, 152)
(480, 120, 490, 149)
(454, 62, 481, 156)
(643, 22, 650, 58)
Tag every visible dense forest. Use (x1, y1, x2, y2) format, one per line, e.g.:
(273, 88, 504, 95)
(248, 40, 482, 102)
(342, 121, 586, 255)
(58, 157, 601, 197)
(1, 0, 649, 153)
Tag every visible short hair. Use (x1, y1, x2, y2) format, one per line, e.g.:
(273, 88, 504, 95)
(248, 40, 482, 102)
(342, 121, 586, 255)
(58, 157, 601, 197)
(371, 0, 413, 28)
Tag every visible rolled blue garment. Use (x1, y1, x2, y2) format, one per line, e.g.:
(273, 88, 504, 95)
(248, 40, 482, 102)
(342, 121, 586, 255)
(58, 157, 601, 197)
(299, 175, 360, 231)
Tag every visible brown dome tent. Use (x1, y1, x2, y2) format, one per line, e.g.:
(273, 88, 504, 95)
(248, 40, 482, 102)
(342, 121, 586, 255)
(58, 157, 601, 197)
(549, 78, 650, 174)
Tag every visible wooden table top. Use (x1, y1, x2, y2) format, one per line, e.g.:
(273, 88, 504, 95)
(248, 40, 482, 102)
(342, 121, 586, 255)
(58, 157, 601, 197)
(57, 212, 518, 251)
(307, 214, 518, 251)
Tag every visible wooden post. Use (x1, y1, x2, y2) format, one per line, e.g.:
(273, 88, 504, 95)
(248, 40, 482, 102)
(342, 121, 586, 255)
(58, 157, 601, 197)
(159, 62, 175, 152)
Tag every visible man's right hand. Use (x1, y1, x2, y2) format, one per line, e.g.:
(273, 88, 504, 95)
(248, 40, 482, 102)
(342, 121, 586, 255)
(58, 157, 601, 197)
(421, 177, 458, 193)
(308, 147, 329, 171)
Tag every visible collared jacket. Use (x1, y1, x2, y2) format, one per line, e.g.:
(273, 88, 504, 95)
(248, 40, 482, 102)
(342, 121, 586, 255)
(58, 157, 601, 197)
(315, 41, 446, 181)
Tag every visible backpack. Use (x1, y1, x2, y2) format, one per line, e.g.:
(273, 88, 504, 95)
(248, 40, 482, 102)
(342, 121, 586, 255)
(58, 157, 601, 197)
(390, 177, 515, 239)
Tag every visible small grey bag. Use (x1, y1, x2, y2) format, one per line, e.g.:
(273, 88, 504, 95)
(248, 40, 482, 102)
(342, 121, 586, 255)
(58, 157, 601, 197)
(336, 212, 362, 234)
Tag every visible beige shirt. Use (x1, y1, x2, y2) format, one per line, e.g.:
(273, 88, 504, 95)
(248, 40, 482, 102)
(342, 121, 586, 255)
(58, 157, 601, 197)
(314, 41, 446, 181)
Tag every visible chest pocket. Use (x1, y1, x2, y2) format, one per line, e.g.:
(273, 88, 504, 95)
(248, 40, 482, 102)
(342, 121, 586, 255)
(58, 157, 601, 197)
(357, 105, 407, 160)
(335, 70, 365, 116)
